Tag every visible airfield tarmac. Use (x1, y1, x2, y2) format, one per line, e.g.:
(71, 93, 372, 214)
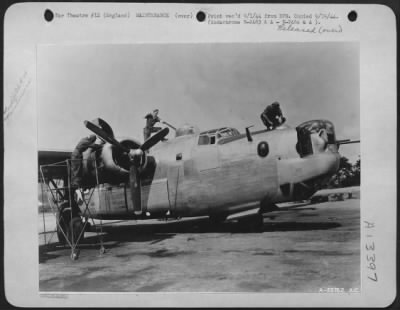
(39, 197, 360, 293)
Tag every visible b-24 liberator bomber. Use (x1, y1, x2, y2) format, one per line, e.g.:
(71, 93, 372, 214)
(38, 118, 358, 244)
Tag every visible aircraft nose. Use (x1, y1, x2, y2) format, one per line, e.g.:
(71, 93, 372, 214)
(277, 152, 340, 200)
(278, 152, 339, 184)
(296, 120, 337, 157)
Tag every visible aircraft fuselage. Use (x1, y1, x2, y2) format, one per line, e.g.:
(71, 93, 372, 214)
(85, 121, 340, 220)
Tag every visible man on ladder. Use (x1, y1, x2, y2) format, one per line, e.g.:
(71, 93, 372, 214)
(70, 134, 103, 205)
(70, 118, 111, 205)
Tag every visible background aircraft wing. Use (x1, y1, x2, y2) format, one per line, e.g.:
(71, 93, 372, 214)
(38, 150, 71, 182)
(39, 150, 71, 166)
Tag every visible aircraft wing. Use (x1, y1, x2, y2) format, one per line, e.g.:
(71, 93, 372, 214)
(225, 200, 311, 222)
(226, 207, 260, 221)
(38, 149, 71, 182)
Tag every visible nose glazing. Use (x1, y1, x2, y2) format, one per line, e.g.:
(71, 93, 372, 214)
(296, 120, 336, 157)
(310, 129, 328, 153)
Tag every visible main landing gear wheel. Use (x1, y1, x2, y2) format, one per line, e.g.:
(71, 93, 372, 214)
(71, 249, 80, 260)
(253, 214, 264, 231)
(68, 217, 85, 245)
(260, 197, 279, 213)
(209, 214, 228, 225)
(238, 214, 264, 232)
(56, 209, 85, 245)
(56, 211, 68, 245)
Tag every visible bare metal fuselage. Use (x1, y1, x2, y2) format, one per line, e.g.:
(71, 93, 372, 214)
(83, 125, 340, 220)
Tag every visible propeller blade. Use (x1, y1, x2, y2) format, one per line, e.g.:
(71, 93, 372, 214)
(141, 127, 169, 151)
(127, 128, 168, 214)
(84, 120, 134, 152)
(130, 165, 142, 215)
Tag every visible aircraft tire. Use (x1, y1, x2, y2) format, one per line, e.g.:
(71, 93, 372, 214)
(56, 209, 71, 245)
(260, 197, 279, 213)
(209, 214, 227, 225)
(238, 214, 264, 232)
(56, 222, 67, 245)
(253, 214, 265, 232)
(56, 210, 84, 245)
(67, 217, 85, 245)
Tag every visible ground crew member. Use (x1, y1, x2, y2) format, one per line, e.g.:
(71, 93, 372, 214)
(70, 134, 104, 204)
(260, 101, 286, 130)
(143, 109, 162, 141)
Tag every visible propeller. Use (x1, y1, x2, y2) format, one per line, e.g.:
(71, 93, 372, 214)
(84, 120, 139, 151)
(84, 120, 169, 215)
(128, 127, 169, 215)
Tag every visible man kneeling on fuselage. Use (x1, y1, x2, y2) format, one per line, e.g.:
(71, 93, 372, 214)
(261, 101, 286, 131)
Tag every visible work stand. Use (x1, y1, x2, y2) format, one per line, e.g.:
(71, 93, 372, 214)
(39, 159, 105, 260)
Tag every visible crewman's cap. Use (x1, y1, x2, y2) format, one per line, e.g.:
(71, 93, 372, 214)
(153, 109, 159, 113)
(271, 101, 280, 107)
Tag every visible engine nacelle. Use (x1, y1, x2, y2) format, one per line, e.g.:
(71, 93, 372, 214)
(82, 138, 141, 186)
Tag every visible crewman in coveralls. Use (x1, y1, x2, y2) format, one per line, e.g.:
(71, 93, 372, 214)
(143, 109, 162, 141)
(70, 118, 113, 205)
(70, 134, 104, 204)
(260, 101, 286, 130)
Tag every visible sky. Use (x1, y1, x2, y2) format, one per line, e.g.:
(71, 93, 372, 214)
(38, 42, 360, 162)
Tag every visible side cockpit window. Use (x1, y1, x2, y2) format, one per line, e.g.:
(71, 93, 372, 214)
(198, 134, 216, 145)
(198, 135, 210, 145)
(210, 136, 216, 144)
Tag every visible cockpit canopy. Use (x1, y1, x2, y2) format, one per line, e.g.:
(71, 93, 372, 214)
(198, 127, 241, 145)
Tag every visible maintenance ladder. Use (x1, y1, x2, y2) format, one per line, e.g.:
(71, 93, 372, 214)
(39, 159, 105, 260)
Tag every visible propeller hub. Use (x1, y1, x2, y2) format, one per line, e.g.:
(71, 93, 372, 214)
(129, 149, 145, 166)
(129, 148, 143, 157)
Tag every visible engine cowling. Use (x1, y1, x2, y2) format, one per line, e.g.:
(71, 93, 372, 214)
(82, 138, 142, 185)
